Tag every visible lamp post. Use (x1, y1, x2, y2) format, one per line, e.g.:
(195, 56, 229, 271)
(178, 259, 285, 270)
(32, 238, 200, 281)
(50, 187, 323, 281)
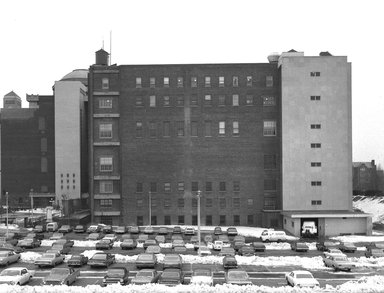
(30, 189, 34, 225)
(5, 192, 9, 238)
(148, 191, 152, 226)
(197, 190, 201, 256)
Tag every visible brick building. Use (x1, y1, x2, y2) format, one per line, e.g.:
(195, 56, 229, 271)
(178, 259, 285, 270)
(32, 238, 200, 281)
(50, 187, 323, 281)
(353, 160, 378, 193)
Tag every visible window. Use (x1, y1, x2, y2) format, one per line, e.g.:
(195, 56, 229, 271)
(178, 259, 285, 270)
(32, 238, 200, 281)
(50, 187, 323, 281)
(219, 121, 226, 135)
(233, 215, 240, 225)
(177, 77, 183, 87)
(206, 215, 212, 226)
(311, 200, 322, 205)
(136, 199, 143, 208)
(310, 95, 321, 101)
(191, 77, 197, 87)
(247, 215, 254, 225)
(191, 95, 198, 106)
(150, 95, 156, 107)
(311, 124, 321, 129)
(163, 96, 170, 107)
(219, 215, 226, 225)
(41, 138, 47, 152)
(100, 199, 112, 207)
(178, 182, 184, 192)
(264, 155, 277, 169)
(310, 72, 321, 77)
(164, 77, 169, 87)
(178, 215, 185, 225)
(233, 198, 240, 208)
(218, 95, 226, 106)
(100, 181, 113, 193)
(266, 76, 273, 87)
(135, 96, 143, 107)
(263, 96, 276, 106)
(264, 198, 276, 210)
(150, 182, 157, 193)
(102, 78, 109, 89)
(263, 120, 276, 136)
(41, 157, 48, 173)
(204, 95, 212, 106)
(136, 182, 143, 193)
(246, 76, 252, 86)
(164, 199, 171, 208)
(151, 216, 157, 225)
(164, 182, 171, 192)
(311, 143, 321, 148)
(178, 198, 184, 208)
(219, 76, 225, 87)
(136, 121, 143, 138)
(219, 181, 226, 192)
(233, 76, 239, 87)
(137, 216, 143, 226)
(149, 122, 156, 138)
(192, 182, 199, 192)
(206, 198, 213, 208)
(99, 123, 112, 138)
(233, 181, 240, 192)
(311, 181, 322, 186)
(164, 215, 171, 225)
(246, 95, 253, 106)
(163, 121, 170, 137)
(311, 162, 322, 167)
(232, 121, 239, 136)
(177, 121, 184, 136)
(264, 179, 276, 191)
(205, 182, 212, 192)
(232, 94, 239, 106)
(191, 121, 198, 137)
(151, 198, 157, 207)
(247, 198, 254, 206)
(192, 198, 197, 208)
(219, 198, 226, 208)
(150, 77, 156, 88)
(38, 117, 46, 131)
(99, 98, 112, 108)
(100, 157, 113, 172)
(205, 76, 211, 87)
(136, 77, 142, 88)
(204, 121, 212, 137)
(176, 96, 184, 107)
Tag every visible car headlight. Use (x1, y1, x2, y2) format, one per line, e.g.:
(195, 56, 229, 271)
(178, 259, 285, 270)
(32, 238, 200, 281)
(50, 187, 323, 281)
(120, 278, 124, 283)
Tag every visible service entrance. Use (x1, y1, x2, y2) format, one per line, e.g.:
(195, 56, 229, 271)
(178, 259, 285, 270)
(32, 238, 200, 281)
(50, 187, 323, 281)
(300, 217, 319, 238)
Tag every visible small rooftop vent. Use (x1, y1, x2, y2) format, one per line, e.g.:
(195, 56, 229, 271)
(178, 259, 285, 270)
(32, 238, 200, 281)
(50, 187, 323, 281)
(319, 51, 332, 56)
(288, 49, 298, 53)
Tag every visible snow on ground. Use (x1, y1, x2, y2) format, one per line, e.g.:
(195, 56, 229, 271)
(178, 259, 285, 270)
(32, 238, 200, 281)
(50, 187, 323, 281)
(331, 235, 384, 243)
(353, 195, 384, 223)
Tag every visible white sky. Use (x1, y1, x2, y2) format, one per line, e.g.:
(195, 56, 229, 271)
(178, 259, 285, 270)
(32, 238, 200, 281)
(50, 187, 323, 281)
(0, 0, 383, 168)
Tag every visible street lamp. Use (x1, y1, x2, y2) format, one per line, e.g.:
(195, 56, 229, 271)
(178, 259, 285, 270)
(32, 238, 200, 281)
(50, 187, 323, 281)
(30, 189, 34, 225)
(197, 190, 201, 256)
(5, 192, 9, 239)
(148, 191, 152, 226)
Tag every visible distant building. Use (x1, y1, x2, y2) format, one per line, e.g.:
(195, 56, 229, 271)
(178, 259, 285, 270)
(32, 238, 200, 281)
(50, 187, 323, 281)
(353, 160, 378, 193)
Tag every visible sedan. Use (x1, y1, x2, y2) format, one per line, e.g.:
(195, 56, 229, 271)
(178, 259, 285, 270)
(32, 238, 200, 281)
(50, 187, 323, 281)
(146, 245, 161, 254)
(96, 239, 114, 250)
(365, 247, 384, 258)
(184, 227, 195, 235)
(198, 246, 212, 256)
(17, 238, 41, 248)
(34, 252, 65, 267)
(115, 226, 127, 234)
(58, 225, 73, 234)
(33, 225, 46, 233)
(87, 233, 104, 241)
(252, 242, 266, 252)
(0, 251, 20, 265)
(225, 269, 252, 285)
(131, 269, 160, 284)
(121, 239, 138, 250)
(74, 225, 86, 233)
(0, 267, 32, 285)
(49, 233, 64, 240)
(323, 255, 355, 271)
(0, 243, 24, 254)
(286, 270, 320, 288)
(102, 266, 129, 286)
(219, 247, 236, 256)
(143, 239, 157, 249)
(339, 242, 357, 253)
(129, 226, 140, 234)
(190, 269, 213, 286)
(86, 225, 100, 233)
(227, 227, 238, 236)
(316, 241, 339, 252)
(43, 267, 80, 285)
(144, 226, 154, 234)
(103, 234, 118, 243)
(158, 227, 168, 235)
(155, 235, 165, 243)
(163, 254, 182, 269)
(54, 239, 74, 248)
(88, 252, 115, 268)
(50, 244, 71, 254)
(67, 254, 88, 267)
(136, 253, 157, 268)
(101, 225, 113, 234)
(233, 241, 245, 252)
(233, 235, 245, 242)
(172, 226, 182, 234)
(172, 239, 185, 248)
(223, 255, 238, 269)
(324, 249, 346, 257)
(214, 227, 223, 235)
(238, 246, 255, 256)
(291, 242, 309, 252)
(158, 268, 183, 286)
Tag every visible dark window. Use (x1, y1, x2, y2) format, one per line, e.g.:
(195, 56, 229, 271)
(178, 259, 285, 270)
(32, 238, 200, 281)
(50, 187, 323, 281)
(205, 182, 212, 192)
(41, 157, 48, 173)
(100, 199, 112, 207)
(233, 215, 240, 225)
(178, 215, 185, 225)
(192, 215, 197, 225)
(38, 117, 46, 131)
(264, 179, 277, 191)
(41, 138, 47, 152)
(163, 121, 170, 137)
(263, 96, 276, 106)
(192, 182, 199, 192)
(151, 216, 157, 225)
(233, 181, 240, 192)
(219, 215, 226, 225)
(246, 95, 253, 106)
(311, 143, 321, 148)
(176, 96, 184, 107)
(311, 181, 322, 186)
(191, 121, 198, 137)
(311, 162, 322, 167)
(266, 76, 273, 87)
(137, 216, 143, 226)
(219, 198, 226, 208)
(219, 182, 226, 192)
(164, 199, 171, 208)
(191, 95, 198, 106)
(150, 182, 157, 193)
(177, 121, 184, 137)
(218, 95, 226, 106)
(311, 200, 322, 205)
(264, 198, 276, 210)
(178, 198, 184, 208)
(204, 121, 212, 137)
(101, 78, 109, 90)
(191, 77, 197, 87)
(150, 77, 156, 88)
(206, 215, 212, 226)
(264, 155, 277, 169)
(100, 216, 113, 225)
(177, 77, 183, 87)
(232, 76, 239, 87)
(246, 76, 252, 86)
(164, 215, 171, 225)
(163, 96, 170, 107)
(151, 198, 157, 207)
(233, 198, 240, 208)
(136, 199, 143, 208)
(206, 198, 213, 208)
(247, 215, 254, 225)
(149, 122, 156, 138)
(136, 182, 143, 193)
(311, 124, 321, 129)
(310, 96, 321, 101)
(310, 72, 321, 77)
(263, 121, 277, 136)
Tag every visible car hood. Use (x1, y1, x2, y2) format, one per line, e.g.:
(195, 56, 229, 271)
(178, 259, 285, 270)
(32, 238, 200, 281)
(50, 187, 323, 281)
(297, 278, 320, 286)
(191, 276, 212, 284)
(45, 275, 66, 282)
(132, 276, 152, 283)
(0, 276, 20, 282)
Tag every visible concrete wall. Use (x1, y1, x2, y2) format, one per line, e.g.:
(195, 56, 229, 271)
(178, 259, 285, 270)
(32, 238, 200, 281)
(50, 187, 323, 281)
(283, 216, 301, 235)
(280, 55, 352, 211)
(324, 217, 370, 236)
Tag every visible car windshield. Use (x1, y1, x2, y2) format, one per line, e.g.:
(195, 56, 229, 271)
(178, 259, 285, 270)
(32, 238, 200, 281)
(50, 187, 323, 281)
(193, 270, 211, 276)
(75, 226, 83, 229)
(107, 269, 124, 277)
(297, 243, 306, 247)
(226, 257, 236, 261)
(0, 252, 10, 257)
(166, 255, 180, 261)
(137, 271, 154, 277)
(71, 255, 81, 260)
(35, 226, 43, 229)
(42, 254, 56, 258)
(0, 269, 20, 276)
(174, 240, 184, 244)
(296, 273, 313, 279)
(92, 254, 106, 260)
(50, 268, 68, 276)
(162, 271, 179, 278)
(335, 257, 348, 261)
(138, 254, 153, 260)
(228, 271, 248, 279)
(123, 239, 133, 243)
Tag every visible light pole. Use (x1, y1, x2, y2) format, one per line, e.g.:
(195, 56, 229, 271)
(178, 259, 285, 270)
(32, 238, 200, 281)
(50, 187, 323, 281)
(197, 190, 201, 256)
(148, 191, 152, 226)
(30, 189, 34, 226)
(5, 192, 9, 238)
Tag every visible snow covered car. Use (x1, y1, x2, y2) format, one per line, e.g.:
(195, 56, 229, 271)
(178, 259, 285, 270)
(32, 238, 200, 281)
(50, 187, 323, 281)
(86, 225, 100, 233)
(34, 252, 65, 267)
(190, 269, 213, 286)
(324, 248, 346, 257)
(172, 239, 185, 248)
(291, 242, 309, 252)
(238, 246, 255, 256)
(43, 267, 80, 285)
(131, 269, 160, 284)
(87, 233, 103, 241)
(339, 242, 357, 253)
(146, 245, 161, 254)
(323, 255, 355, 271)
(365, 247, 384, 258)
(17, 238, 41, 248)
(213, 240, 223, 250)
(233, 235, 246, 242)
(103, 234, 118, 243)
(49, 233, 64, 240)
(0, 250, 20, 265)
(96, 239, 114, 250)
(198, 246, 212, 256)
(137, 234, 149, 243)
(219, 247, 236, 256)
(115, 226, 127, 234)
(120, 239, 138, 250)
(88, 252, 115, 267)
(158, 227, 168, 235)
(102, 267, 129, 286)
(223, 255, 238, 269)
(143, 226, 154, 234)
(285, 270, 320, 288)
(184, 227, 195, 235)
(67, 254, 88, 267)
(225, 269, 252, 285)
(0, 267, 32, 285)
(58, 225, 73, 234)
(135, 253, 157, 268)
(155, 235, 165, 243)
(158, 268, 183, 286)
(163, 254, 182, 269)
(74, 225, 86, 233)
(143, 239, 157, 249)
(227, 227, 238, 236)
(129, 226, 140, 234)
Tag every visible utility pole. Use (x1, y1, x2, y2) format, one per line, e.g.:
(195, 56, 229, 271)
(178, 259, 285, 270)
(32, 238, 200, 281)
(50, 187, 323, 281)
(5, 192, 9, 238)
(30, 189, 34, 226)
(197, 190, 201, 256)
(149, 191, 152, 226)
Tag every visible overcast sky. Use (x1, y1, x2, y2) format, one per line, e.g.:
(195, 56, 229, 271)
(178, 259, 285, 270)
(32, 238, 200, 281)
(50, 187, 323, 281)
(0, 0, 383, 168)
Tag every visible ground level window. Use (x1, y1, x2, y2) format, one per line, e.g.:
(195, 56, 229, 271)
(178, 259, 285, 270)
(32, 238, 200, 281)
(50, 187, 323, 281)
(219, 215, 226, 226)
(178, 215, 185, 225)
(164, 215, 171, 225)
(137, 216, 143, 226)
(100, 216, 113, 225)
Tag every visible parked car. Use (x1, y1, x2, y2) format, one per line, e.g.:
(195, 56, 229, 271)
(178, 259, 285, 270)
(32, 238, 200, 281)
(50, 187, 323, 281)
(172, 226, 182, 234)
(131, 269, 160, 284)
(50, 244, 71, 254)
(87, 233, 103, 241)
(223, 255, 238, 269)
(158, 268, 183, 286)
(163, 254, 182, 269)
(225, 269, 252, 285)
(88, 252, 115, 267)
(218, 235, 230, 245)
(121, 239, 138, 250)
(214, 227, 223, 235)
(129, 226, 140, 234)
(143, 239, 157, 249)
(0, 243, 24, 254)
(54, 238, 74, 247)
(34, 252, 65, 267)
(136, 253, 157, 268)
(233, 235, 245, 242)
(339, 242, 357, 253)
(291, 242, 309, 252)
(96, 239, 114, 250)
(324, 249, 346, 257)
(101, 225, 113, 234)
(239, 246, 255, 256)
(191, 269, 213, 286)
(86, 225, 100, 233)
(227, 227, 238, 236)
(17, 238, 41, 248)
(184, 227, 195, 235)
(173, 246, 187, 254)
(158, 227, 168, 235)
(316, 241, 339, 252)
(58, 225, 73, 234)
(323, 254, 355, 271)
(172, 239, 185, 248)
(26, 232, 44, 241)
(234, 241, 246, 252)
(67, 254, 88, 267)
(137, 234, 149, 243)
(121, 233, 132, 240)
(103, 234, 118, 243)
(144, 226, 154, 234)
(252, 242, 266, 252)
(115, 226, 127, 234)
(260, 230, 286, 242)
(49, 233, 64, 240)
(74, 225, 86, 233)
(43, 267, 80, 285)
(365, 247, 384, 258)
(0, 267, 32, 285)
(285, 270, 320, 288)
(33, 225, 46, 233)
(0, 250, 20, 265)
(102, 266, 129, 286)
(220, 247, 236, 256)
(155, 235, 165, 243)
(213, 240, 224, 251)
(46, 222, 59, 232)
(146, 245, 161, 254)
(198, 246, 212, 256)
(171, 234, 183, 241)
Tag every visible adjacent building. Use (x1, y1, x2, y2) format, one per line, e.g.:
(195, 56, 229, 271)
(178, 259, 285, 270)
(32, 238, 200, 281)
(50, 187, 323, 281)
(352, 160, 378, 193)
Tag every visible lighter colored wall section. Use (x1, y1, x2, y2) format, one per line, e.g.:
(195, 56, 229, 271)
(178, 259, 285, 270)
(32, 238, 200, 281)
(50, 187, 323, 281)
(281, 56, 352, 211)
(324, 218, 367, 236)
(283, 216, 301, 235)
(54, 81, 86, 202)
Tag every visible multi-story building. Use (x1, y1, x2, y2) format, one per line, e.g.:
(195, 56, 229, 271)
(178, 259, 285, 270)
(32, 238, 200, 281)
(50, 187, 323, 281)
(353, 160, 378, 193)
(88, 49, 371, 236)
